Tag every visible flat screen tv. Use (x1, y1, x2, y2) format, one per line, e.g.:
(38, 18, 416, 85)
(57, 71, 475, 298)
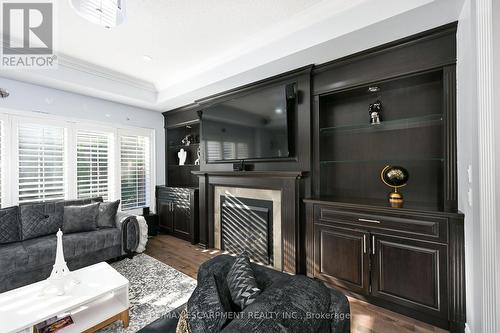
(202, 83, 296, 162)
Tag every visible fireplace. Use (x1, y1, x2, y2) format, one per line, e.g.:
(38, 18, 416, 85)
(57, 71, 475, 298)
(214, 186, 282, 270)
(220, 196, 273, 265)
(194, 170, 305, 274)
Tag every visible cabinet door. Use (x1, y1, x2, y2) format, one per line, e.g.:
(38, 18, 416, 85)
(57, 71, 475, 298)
(314, 224, 370, 295)
(371, 234, 448, 319)
(158, 201, 173, 232)
(173, 199, 190, 238)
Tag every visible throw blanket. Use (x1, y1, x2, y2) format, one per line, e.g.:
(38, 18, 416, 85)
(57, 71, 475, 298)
(135, 216, 149, 253)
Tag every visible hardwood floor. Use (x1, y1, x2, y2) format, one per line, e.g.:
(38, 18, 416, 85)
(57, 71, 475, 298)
(145, 234, 448, 333)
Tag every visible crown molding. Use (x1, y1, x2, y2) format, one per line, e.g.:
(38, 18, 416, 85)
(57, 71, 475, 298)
(57, 54, 156, 92)
(1, 37, 156, 93)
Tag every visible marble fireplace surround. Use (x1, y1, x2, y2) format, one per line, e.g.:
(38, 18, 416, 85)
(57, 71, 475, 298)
(194, 171, 305, 274)
(214, 186, 282, 270)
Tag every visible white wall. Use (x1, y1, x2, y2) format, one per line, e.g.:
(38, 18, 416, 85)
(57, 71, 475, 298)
(457, 1, 481, 332)
(493, 0, 500, 331)
(0, 76, 165, 187)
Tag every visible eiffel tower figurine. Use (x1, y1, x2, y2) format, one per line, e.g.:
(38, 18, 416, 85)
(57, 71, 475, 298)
(46, 229, 71, 295)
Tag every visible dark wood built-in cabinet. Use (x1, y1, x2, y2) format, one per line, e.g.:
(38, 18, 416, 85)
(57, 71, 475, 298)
(156, 186, 199, 244)
(306, 23, 465, 332)
(161, 22, 465, 333)
(305, 201, 462, 329)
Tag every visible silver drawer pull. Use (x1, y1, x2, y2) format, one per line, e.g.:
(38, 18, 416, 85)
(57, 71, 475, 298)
(358, 218, 381, 224)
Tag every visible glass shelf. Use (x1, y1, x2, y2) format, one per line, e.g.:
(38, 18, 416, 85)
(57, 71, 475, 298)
(168, 164, 200, 167)
(320, 157, 444, 165)
(168, 143, 200, 150)
(320, 114, 443, 135)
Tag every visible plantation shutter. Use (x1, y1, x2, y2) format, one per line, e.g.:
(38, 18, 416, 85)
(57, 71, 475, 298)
(18, 123, 65, 203)
(77, 130, 110, 200)
(120, 135, 150, 210)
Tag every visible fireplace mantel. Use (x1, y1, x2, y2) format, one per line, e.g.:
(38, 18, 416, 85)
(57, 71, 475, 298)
(193, 170, 308, 274)
(192, 171, 306, 178)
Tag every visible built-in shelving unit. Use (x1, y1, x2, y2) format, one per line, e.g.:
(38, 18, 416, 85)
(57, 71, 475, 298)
(317, 69, 447, 211)
(166, 122, 200, 187)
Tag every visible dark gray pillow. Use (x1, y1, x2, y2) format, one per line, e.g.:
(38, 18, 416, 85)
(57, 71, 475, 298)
(62, 203, 99, 234)
(20, 202, 63, 240)
(0, 206, 20, 244)
(226, 253, 261, 309)
(187, 274, 228, 332)
(97, 200, 120, 228)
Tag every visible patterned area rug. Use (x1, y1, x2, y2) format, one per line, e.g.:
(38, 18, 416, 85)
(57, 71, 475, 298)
(97, 254, 197, 332)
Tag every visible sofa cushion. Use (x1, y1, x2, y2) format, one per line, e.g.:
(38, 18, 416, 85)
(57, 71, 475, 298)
(20, 201, 64, 240)
(62, 229, 121, 258)
(63, 203, 99, 234)
(0, 242, 28, 274)
(187, 274, 228, 332)
(22, 234, 57, 267)
(0, 206, 20, 244)
(97, 200, 120, 228)
(226, 253, 261, 310)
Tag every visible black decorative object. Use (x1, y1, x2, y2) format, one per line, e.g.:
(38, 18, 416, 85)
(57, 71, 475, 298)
(381, 165, 409, 208)
(369, 99, 382, 124)
(181, 134, 192, 146)
(142, 207, 150, 216)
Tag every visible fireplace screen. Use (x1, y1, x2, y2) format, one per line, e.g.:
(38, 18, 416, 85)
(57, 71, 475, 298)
(220, 195, 273, 265)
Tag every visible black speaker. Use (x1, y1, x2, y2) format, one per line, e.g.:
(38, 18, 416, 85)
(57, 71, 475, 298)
(233, 161, 244, 171)
(142, 207, 150, 216)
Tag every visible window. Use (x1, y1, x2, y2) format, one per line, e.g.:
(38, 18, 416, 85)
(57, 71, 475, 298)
(76, 130, 111, 200)
(120, 134, 150, 210)
(0, 113, 155, 210)
(18, 123, 65, 203)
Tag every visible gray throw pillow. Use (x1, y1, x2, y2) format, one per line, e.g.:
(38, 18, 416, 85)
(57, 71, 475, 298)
(0, 206, 20, 244)
(187, 274, 228, 332)
(226, 252, 261, 309)
(62, 203, 99, 234)
(97, 200, 120, 228)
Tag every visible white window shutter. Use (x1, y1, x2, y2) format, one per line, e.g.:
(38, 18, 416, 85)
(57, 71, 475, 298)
(76, 130, 110, 200)
(18, 123, 65, 203)
(120, 134, 150, 210)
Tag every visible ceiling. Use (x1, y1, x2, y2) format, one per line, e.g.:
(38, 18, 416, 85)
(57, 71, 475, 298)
(0, 0, 464, 112)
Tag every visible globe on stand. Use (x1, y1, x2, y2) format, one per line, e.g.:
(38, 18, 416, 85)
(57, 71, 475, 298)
(380, 166, 409, 208)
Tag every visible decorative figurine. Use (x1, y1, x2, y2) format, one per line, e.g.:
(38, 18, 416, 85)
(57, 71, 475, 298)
(178, 148, 187, 166)
(369, 100, 382, 124)
(381, 165, 409, 208)
(194, 147, 201, 166)
(181, 134, 192, 146)
(45, 229, 71, 295)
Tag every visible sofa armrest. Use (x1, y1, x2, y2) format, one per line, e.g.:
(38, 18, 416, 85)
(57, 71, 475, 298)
(115, 211, 140, 256)
(329, 288, 351, 333)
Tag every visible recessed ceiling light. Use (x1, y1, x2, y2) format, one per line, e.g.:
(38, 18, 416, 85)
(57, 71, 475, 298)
(368, 86, 380, 93)
(142, 55, 153, 62)
(275, 108, 283, 114)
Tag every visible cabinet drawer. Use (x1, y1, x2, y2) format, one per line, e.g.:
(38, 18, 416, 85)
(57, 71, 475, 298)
(314, 206, 448, 242)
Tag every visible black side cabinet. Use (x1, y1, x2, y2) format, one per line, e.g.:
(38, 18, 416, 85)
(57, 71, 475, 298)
(156, 186, 199, 244)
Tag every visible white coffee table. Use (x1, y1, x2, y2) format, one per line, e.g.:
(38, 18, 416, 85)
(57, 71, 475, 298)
(0, 262, 129, 333)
